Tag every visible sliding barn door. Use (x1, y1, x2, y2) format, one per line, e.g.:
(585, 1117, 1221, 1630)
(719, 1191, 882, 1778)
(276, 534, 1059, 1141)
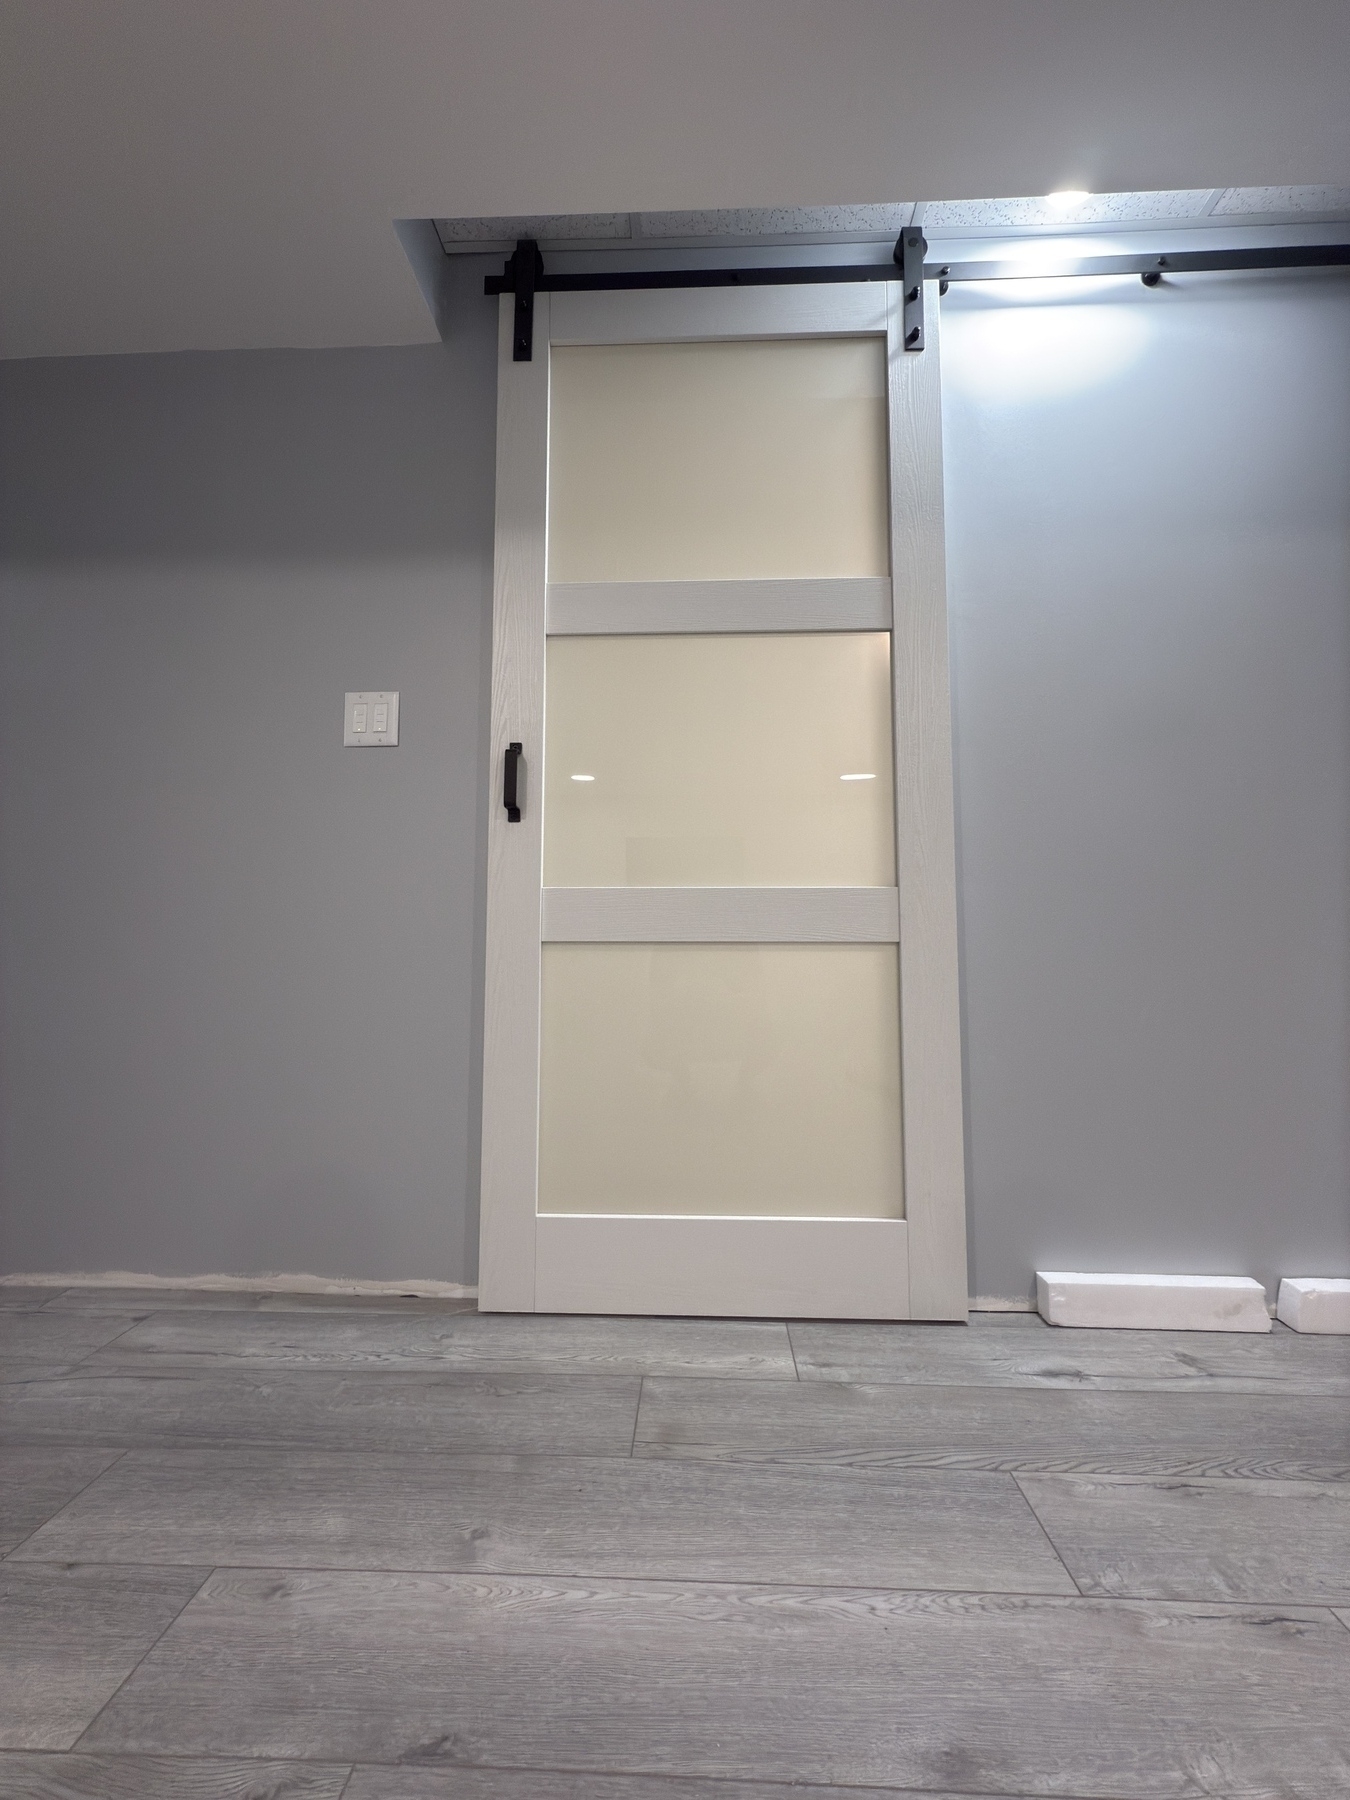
(480, 282, 966, 1319)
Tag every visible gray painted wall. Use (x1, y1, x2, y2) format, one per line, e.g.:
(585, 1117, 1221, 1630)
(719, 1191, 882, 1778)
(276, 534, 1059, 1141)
(943, 270, 1350, 1298)
(2, 268, 1348, 1297)
(0, 280, 497, 1282)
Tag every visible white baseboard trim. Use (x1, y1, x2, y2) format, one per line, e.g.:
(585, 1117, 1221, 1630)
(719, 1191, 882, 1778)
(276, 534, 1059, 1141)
(969, 1296, 1037, 1312)
(0, 1270, 478, 1300)
(1036, 1271, 1271, 1332)
(1277, 1277, 1350, 1334)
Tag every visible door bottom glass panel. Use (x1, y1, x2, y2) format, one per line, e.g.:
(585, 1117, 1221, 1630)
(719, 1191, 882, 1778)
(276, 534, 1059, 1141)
(539, 943, 903, 1219)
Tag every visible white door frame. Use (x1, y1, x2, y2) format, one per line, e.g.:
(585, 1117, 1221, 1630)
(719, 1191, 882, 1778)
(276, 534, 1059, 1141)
(478, 280, 967, 1319)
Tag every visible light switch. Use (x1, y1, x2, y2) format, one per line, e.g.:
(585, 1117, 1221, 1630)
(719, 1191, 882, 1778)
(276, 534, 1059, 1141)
(344, 691, 399, 747)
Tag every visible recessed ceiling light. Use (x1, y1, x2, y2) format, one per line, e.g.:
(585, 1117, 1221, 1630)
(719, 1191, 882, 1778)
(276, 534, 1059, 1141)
(570, 773, 596, 782)
(840, 772, 876, 781)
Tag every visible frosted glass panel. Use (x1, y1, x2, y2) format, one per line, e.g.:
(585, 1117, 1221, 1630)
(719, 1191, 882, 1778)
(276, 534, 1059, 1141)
(548, 338, 889, 582)
(539, 944, 903, 1218)
(544, 633, 895, 886)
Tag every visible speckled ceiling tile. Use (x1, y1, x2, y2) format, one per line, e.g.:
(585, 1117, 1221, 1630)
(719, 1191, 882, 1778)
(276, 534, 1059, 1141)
(434, 213, 631, 243)
(924, 190, 1213, 228)
(637, 205, 913, 238)
(1213, 185, 1350, 216)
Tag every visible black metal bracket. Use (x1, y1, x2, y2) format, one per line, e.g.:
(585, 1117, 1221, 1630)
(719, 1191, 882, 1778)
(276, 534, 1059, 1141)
(501, 239, 544, 361)
(898, 231, 927, 350)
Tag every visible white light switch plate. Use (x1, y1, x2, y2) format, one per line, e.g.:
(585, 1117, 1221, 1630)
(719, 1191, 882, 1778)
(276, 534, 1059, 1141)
(344, 691, 399, 747)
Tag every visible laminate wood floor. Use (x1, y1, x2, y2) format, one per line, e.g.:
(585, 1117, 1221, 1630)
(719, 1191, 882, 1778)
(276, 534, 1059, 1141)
(8, 1451, 1077, 1593)
(0, 1291, 63, 1313)
(40, 1289, 481, 1317)
(0, 1315, 144, 1382)
(633, 1374, 1350, 1479)
(0, 1452, 120, 1557)
(0, 1371, 641, 1456)
(81, 1312, 797, 1379)
(3, 1288, 1349, 1798)
(790, 1313, 1350, 1393)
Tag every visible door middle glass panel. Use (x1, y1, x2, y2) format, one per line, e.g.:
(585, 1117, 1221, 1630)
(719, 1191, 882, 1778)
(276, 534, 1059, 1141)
(543, 631, 896, 886)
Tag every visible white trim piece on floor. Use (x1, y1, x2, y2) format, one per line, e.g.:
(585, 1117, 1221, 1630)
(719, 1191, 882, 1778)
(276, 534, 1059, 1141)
(1036, 1271, 1271, 1333)
(542, 885, 900, 944)
(546, 577, 893, 636)
(969, 1296, 1038, 1312)
(1277, 1277, 1350, 1333)
(0, 1271, 478, 1299)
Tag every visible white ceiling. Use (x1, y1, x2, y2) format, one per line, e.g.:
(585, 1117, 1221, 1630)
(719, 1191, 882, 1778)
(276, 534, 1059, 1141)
(3, 0, 1349, 361)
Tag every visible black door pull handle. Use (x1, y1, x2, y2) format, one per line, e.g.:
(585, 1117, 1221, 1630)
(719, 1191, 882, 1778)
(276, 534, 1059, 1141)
(503, 742, 522, 822)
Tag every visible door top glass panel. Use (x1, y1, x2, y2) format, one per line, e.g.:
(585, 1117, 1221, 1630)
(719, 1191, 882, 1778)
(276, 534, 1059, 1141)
(544, 632, 896, 887)
(547, 337, 890, 584)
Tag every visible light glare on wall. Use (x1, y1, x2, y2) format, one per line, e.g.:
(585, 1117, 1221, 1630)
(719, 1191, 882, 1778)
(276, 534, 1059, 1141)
(1045, 189, 1090, 216)
(946, 305, 1149, 405)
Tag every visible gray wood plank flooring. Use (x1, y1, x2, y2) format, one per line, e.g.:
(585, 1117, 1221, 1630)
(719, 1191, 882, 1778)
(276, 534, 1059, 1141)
(8, 1449, 1077, 1594)
(0, 1759, 1052, 1800)
(0, 1315, 143, 1381)
(12, 1287, 1350, 1794)
(0, 1563, 207, 1750)
(80, 1571, 1350, 1795)
(0, 1288, 64, 1312)
(0, 1753, 350, 1798)
(341, 1773, 1036, 1799)
(1016, 1472, 1350, 1603)
(0, 1449, 122, 1555)
(82, 1313, 796, 1379)
(40, 1288, 480, 1317)
(790, 1313, 1350, 1393)
(0, 1371, 640, 1456)
(633, 1374, 1350, 1478)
